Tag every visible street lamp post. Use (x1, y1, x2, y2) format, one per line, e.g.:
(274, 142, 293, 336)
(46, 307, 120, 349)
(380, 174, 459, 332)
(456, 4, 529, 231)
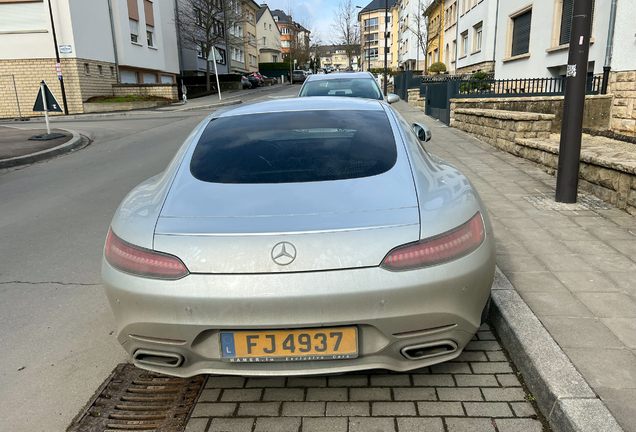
(383, 0, 388, 95)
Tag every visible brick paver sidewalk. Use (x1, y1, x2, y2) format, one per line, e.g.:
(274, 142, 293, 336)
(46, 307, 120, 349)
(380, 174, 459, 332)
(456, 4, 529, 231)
(187, 324, 545, 432)
(396, 101, 635, 431)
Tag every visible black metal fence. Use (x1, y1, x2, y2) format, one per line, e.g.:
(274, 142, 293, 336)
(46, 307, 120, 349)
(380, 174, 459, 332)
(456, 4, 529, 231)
(455, 76, 602, 97)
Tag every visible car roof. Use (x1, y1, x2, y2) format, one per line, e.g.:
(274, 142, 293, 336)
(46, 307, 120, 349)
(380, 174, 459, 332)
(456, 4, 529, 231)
(213, 96, 385, 118)
(307, 72, 375, 82)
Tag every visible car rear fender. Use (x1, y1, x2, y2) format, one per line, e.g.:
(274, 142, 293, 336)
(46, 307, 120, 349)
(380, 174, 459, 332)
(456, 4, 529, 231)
(108, 115, 213, 250)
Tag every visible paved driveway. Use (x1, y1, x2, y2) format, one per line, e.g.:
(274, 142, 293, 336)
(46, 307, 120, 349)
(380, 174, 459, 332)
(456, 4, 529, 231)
(186, 324, 545, 432)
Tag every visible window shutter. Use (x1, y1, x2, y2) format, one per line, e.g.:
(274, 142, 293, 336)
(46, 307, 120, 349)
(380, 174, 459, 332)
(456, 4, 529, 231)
(127, 0, 139, 20)
(511, 10, 531, 57)
(559, 0, 574, 45)
(144, 0, 154, 26)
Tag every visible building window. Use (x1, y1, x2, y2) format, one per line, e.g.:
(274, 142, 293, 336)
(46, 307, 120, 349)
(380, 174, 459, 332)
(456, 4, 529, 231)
(146, 25, 154, 47)
(129, 18, 139, 43)
(474, 22, 482, 52)
(365, 17, 379, 32)
(263, 36, 267, 46)
(98, 65, 103, 76)
(214, 47, 227, 64)
(559, 0, 595, 45)
(274, 16, 278, 22)
(197, 43, 206, 58)
(264, 22, 267, 29)
(272, 55, 278, 62)
(84, 63, 90, 75)
(110, 66, 115, 77)
(461, 30, 468, 56)
(365, 48, 378, 60)
(511, 9, 532, 57)
(365, 33, 378, 45)
(194, 8, 203, 26)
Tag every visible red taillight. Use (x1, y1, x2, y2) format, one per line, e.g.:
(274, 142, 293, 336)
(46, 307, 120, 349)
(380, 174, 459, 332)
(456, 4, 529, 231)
(104, 229, 189, 280)
(381, 212, 485, 271)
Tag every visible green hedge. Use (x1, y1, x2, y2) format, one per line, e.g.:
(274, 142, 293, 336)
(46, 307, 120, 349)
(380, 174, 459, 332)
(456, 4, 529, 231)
(259, 62, 291, 71)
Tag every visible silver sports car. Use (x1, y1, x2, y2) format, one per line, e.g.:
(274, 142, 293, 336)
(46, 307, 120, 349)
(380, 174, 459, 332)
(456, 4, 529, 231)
(102, 97, 495, 377)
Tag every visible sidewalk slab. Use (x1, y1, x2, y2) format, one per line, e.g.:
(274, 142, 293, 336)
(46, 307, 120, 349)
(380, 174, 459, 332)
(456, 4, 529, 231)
(393, 101, 633, 432)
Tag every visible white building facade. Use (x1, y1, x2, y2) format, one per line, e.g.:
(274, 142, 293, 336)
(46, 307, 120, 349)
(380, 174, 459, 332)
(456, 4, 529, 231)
(0, 0, 179, 117)
(444, 0, 497, 74)
(396, 0, 426, 71)
(493, 0, 634, 79)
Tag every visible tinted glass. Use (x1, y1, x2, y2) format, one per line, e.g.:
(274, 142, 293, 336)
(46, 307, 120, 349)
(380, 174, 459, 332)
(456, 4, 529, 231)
(299, 78, 383, 100)
(191, 110, 397, 184)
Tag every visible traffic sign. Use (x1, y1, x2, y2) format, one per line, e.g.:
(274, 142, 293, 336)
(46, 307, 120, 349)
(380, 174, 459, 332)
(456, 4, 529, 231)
(55, 62, 62, 80)
(33, 80, 62, 112)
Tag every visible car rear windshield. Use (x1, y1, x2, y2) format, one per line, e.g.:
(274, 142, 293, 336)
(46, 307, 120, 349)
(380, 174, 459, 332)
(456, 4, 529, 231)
(190, 110, 397, 184)
(299, 78, 383, 100)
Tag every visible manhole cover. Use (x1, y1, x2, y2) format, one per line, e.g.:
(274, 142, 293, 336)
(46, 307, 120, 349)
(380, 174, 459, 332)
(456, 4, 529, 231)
(68, 364, 204, 432)
(523, 195, 611, 211)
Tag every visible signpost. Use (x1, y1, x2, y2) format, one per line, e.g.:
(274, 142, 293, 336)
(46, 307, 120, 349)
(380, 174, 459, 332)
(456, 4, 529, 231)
(209, 46, 223, 101)
(32, 80, 65, 140)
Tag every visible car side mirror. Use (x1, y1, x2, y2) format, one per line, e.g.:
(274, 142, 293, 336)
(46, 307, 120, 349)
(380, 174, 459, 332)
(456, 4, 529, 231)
(387, 94, 400, 104)
(412, 123, 432, 142)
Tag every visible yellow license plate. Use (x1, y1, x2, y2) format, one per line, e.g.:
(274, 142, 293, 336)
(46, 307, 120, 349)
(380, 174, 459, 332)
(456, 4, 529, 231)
(220, 327, 358, 362)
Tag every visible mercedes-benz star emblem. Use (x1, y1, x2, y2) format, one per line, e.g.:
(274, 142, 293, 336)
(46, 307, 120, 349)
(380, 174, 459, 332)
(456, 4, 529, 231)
(271, 242, 297, 266)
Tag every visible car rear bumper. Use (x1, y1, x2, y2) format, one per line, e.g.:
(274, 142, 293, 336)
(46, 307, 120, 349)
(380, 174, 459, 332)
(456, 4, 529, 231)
(102, 233, 495, 377)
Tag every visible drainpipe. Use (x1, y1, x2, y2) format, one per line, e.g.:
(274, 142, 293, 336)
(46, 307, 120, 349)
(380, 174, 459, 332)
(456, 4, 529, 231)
(107, 0, 121, 84)
(491, 0, 500, 75)
(601, 0, 617, 94)
(454, 0, 459, 74)
(174, 0, 184, 77)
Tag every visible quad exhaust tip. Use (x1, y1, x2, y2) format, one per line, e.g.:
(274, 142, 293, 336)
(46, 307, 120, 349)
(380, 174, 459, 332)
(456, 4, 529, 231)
(133, 349, 184, 368)
(401, 340, 458, 360)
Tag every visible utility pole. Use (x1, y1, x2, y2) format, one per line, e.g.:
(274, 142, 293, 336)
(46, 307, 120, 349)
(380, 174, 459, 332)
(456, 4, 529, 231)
(383, 0, 388, 95)
(555, 0, 594, 203)
(47, 0, 68, 115)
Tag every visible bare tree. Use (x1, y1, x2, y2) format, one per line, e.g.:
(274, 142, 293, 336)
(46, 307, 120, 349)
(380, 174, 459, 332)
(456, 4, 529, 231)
(406, 0, 443, 75)
(176, 0, 243, 91)
(331, 0, 360, 67)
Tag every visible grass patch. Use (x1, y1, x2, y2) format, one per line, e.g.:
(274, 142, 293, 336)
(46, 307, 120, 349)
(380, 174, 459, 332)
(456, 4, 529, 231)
(85, 95, 173, 103)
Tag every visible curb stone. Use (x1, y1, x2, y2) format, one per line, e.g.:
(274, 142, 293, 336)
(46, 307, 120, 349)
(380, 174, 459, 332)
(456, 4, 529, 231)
(0, 128, 85, 169)
(173, 99, 243, 112)
(490, 267, 624, 432)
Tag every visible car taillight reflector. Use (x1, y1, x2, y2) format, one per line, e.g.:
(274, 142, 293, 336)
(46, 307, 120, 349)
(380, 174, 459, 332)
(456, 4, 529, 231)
(105, 229, 189, 280)
(381, 212, 485, 271)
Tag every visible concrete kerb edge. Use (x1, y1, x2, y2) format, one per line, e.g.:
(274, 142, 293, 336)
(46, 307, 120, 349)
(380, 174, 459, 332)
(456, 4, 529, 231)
(174, 99, 242, 112)
(0, 128, 84, 169)
(490, 267, 624, 432)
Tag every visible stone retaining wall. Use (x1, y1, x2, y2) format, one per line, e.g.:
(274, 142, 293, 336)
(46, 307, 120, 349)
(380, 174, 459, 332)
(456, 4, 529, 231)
(83, 100, 171, 113)
(408, 88, 425, 110)
(607, 70, 636, 136)
(112, 83, 178, 100)
(451, 108, 636, 214)
(450, 95, 613, 133)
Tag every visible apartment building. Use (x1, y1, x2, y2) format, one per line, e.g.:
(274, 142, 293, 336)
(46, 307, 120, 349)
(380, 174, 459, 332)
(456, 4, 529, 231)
(0, 0, 179, 117)
(443, 0, 497, 74)
(243, 0, 259, 72)
(317, 45, 361, 71)
(271, 9, 310, 62)
(396, 0, 425, 71)
(255, 5, 282, 63)
(175, 0, 229, 76)
(358, 0, 396, 72)
(494, 0, 626, 79)
(423, 0, 445, 72)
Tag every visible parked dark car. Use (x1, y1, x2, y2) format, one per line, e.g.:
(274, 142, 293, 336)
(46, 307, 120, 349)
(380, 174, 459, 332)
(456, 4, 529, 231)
(241, 76, 251, 89)
(291, 70, 307, 84)
(246, 75, 260, 88)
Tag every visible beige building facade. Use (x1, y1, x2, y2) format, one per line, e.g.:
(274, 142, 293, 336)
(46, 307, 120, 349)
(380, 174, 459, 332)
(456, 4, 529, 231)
(243, 0, 259, 72)
(0, 0, 179, 118)
(256, 5, 282, 63)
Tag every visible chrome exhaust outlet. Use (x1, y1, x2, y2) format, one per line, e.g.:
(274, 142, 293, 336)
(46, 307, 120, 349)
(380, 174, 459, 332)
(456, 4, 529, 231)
(133, 349, 184, 368)
(401, 340, 458, 360)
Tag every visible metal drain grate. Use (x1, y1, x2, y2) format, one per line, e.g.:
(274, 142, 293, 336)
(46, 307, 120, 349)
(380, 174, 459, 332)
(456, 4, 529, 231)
(68, 364, 204, 432)
(523, 195, 611, 211)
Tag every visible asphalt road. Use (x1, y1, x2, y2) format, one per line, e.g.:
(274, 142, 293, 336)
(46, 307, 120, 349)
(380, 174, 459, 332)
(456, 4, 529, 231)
(0, 84, 299, 432)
